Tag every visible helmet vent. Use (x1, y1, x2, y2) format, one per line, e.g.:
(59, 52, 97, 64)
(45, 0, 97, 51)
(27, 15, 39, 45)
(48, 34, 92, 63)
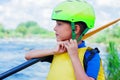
(72, 19, 74, 21)
(55, 10, 62, 14)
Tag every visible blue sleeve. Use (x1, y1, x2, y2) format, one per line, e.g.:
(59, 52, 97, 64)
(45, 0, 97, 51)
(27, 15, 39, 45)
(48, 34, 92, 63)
(85, 51, 100, 79)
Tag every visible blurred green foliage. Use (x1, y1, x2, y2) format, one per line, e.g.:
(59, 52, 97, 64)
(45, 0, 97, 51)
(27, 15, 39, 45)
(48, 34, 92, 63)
(106, 42, 120, 80)
(0, 24, 5, 38)
(0, 21, 55, 38)
(88, 23, 120, 48)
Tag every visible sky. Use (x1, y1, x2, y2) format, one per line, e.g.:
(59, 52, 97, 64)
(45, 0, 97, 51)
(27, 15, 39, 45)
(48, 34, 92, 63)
(0, 0, 120, 31)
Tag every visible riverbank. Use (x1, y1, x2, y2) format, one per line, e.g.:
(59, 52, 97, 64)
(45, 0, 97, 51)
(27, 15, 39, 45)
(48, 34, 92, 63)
(0, 38, 56, 43)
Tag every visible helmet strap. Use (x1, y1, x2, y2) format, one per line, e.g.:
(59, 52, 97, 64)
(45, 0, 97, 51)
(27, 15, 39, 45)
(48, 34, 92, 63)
(71, 22, 76, 39)
(71, 22, 89, 42)
(77, 28, 89, 42)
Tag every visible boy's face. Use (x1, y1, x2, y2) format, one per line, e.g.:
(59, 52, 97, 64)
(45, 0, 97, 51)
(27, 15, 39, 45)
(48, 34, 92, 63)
(54, 21, 72, 42)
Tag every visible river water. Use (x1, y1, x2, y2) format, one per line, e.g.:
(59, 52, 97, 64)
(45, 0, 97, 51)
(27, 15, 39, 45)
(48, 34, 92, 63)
(0, 39, 56, 80)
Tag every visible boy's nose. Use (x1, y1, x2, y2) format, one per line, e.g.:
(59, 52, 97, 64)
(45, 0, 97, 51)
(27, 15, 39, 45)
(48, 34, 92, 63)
(54, 26, 57, 31)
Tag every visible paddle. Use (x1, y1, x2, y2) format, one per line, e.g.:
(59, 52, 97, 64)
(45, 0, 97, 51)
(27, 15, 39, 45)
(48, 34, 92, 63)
(0, 18, 120, 80)
(82, 18, 120, 40)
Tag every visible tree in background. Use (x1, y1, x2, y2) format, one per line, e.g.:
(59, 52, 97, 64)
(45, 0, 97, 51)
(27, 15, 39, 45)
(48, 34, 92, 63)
(15, 21, 54, 38)
(0, 24, 5, 32)
(0, 21, 54, 38)
(0, 24, 5, 38)
(16, 22, 28, 35)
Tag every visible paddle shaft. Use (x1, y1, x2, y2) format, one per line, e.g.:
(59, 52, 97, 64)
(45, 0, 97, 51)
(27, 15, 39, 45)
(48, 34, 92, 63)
(0, 58, 41, 79)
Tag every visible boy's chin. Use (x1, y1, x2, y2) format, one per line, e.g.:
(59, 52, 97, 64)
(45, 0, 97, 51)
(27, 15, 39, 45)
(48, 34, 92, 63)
(56, 39, 61, 42)
(56, 38, 63, 42)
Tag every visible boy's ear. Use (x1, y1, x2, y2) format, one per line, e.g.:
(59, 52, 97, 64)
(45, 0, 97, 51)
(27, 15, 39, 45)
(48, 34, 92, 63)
(75, 24, 81, 35)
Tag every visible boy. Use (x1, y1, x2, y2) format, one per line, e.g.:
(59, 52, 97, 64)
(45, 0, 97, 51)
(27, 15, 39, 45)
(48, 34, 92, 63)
(25, 0, 102, 80)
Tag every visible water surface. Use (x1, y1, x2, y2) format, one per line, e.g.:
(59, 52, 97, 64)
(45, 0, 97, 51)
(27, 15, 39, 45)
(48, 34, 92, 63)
(0, 39, 56, 80)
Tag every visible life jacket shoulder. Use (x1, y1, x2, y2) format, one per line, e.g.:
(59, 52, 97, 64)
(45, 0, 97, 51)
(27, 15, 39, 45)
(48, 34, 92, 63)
(85, 47, 105, 80)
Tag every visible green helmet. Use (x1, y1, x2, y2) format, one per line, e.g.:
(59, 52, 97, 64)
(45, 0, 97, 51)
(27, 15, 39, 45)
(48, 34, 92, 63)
(52, 0, 95, 28)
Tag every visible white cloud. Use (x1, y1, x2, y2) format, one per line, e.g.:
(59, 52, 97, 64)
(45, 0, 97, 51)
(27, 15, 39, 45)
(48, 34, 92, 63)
(95, 11, 112, 27)
(0, 0, 51, 29)
(96, 0, 120, 8)
(0, 6, 3, 11)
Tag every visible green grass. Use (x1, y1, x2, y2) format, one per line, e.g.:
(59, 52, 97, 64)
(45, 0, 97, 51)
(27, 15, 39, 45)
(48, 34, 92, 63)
(106, 42, 120, 80)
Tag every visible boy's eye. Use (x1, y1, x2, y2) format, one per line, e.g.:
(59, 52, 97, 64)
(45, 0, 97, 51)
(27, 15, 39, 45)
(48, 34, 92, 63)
(57, 23, 62, 26)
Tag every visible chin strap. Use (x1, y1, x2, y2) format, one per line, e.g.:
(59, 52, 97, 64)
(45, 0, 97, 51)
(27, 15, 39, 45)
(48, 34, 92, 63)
(77, 28, 89, 42)
(71, 22, 76, 39)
